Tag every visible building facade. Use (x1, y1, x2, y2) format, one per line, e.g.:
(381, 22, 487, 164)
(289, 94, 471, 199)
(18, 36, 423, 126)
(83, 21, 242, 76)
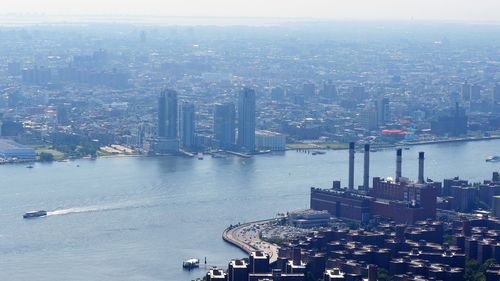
(214, 102, 236, 149)
(180, 102, 195, 149)
(237, 88, 256, 152)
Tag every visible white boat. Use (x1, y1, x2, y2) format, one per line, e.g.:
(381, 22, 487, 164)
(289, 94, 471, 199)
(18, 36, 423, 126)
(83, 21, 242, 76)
(23, 210, 47, 219)
(197, 153, 204, 160)
(183, 258, 200, 269)
(486, 156, 500, 162)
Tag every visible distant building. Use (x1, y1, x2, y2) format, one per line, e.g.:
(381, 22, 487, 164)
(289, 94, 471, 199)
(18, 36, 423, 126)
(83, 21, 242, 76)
(322, 80, 337, 100)
(21, 66, 52, 85)
(361, 102, 379, 131)
(377, 97, 390, 125)
(461, 81, 471, 101)
(494, 84, 500, 103)
(302, 82, 316, 96)
(0, 139, 36, 160)
(0, 120, 23, 136)
(255, 130, 286, 151)
(155, 89, 179, 153)
(57, 105, 70, 125)
(470, 84, 481, 101)
(206, 268, 227, 281)
(493, 196, 500, 218)
(214, 102, 236, 149)
(431, 103, 468, 136)
(270, 87, 285, 101)
(237, 88, 256, 152)
(228, 259, 248, 281)
(352, 86, 368, 101)
(158, 89, 178, 139)
(249, 251, 270, 274)
(287, 209, 330, 228)
(7, 62, 21, 76)
(311, 149, 438, 224)
(180, 102, 195, 149)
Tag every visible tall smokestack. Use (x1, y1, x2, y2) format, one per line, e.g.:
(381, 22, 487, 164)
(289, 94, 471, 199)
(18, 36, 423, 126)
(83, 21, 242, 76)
(363, 144, 370, 191)
(396, 148, 402, 182)
(418, 152, 425, 184)
(348, 142, 355, 190)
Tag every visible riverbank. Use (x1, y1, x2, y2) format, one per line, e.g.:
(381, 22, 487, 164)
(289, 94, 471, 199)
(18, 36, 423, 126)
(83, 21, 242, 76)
(286, 135, 500, 151)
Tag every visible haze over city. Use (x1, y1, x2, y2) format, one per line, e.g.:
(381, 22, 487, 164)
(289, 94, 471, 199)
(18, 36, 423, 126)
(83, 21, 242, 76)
(1, 0, 500, 23)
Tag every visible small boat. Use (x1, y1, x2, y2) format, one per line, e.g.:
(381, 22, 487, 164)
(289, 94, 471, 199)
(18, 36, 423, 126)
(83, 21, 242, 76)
(183, 258, 200, 269)
(486, 156, 500, 162)
(197, 153, 204, 160)
(23, 210, 47, 219)
(311, 151, 326, 155)
(26, 165, 33, 169)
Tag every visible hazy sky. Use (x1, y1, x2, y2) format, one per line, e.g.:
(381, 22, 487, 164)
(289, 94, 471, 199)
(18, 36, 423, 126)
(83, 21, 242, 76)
(0, 0, 499, 22)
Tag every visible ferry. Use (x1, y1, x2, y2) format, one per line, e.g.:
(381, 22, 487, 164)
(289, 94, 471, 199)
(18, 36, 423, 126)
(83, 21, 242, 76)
(183, 258, 200, 269)
(486, 156, 500, 162)
(23, 210, 47, 219)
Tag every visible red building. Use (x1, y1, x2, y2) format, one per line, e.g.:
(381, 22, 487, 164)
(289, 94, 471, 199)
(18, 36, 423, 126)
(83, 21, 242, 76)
(310, 145, 437, 224)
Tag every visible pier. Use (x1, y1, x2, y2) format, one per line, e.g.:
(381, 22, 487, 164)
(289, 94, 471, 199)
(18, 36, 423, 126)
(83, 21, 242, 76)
(225, 151, 253, 158)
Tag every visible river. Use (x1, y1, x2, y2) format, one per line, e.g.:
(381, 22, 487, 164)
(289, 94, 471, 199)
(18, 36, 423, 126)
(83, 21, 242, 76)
(0, 140, 498, 280)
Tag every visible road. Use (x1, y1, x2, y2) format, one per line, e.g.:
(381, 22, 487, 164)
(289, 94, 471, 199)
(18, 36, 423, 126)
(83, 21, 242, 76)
(223, 219, 279, 262)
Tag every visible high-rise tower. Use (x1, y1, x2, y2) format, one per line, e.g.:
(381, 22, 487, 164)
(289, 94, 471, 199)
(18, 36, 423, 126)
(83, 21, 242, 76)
(180, 102, 195, 149)
(214, 102, 236, 149)
(158, 89, 178, 139)
(237, 88, 256, 151)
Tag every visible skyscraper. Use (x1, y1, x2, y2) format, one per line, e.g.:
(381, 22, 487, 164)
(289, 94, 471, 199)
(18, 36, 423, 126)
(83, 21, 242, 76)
(180, 102, 195, 149)
(322, 80, 337, 100)
(494, 84, 500, 103)
(214, 102, 235, 149)
(377, 97, 390, 125)
(57, 104, 70, 125)
(461, 82, 471, 101)
(237, 88, 256, 151)
(470, 84, 481, 101)
(158, 89, 178, 139)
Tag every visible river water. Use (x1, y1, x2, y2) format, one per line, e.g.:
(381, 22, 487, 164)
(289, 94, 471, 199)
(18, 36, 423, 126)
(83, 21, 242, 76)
(0, 140, 498, 280)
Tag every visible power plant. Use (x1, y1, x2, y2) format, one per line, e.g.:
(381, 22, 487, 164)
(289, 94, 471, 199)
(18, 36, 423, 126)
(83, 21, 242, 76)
(310, 143, 438, 224)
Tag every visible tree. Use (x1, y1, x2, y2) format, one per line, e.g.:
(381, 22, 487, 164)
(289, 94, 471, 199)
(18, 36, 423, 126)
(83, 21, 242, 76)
(377, 268, 392, 281)
(464, 258, 494, 281)
(38, 152, 54, 162)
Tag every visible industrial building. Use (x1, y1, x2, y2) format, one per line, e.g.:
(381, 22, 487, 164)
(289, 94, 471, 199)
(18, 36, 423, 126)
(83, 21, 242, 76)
(310, 144, 438, 224)
(0, 139, 36, 161)
(255, 130, 286, 151)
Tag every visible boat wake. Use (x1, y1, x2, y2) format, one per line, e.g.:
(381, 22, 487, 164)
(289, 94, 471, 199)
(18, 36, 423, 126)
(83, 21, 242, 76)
(46, 201, 150, 217)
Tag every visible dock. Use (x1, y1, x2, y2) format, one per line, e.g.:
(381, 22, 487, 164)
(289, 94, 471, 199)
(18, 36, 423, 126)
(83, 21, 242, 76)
(226, 151, 253, 158)
(179, 149, 195, 157)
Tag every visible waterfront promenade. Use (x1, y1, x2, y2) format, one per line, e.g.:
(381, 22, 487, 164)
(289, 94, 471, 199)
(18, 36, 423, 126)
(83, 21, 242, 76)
(222, 219, 279, 262)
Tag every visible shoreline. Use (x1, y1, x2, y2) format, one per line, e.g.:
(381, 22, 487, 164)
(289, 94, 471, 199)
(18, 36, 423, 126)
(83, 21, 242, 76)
(222, 218, 279, 262)
(12, 136, 499, 165)
(286, 135, 500, 151)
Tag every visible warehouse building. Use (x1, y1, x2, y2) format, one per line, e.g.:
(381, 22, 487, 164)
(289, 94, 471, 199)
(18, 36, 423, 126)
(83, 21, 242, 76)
(0, 139, 36, 160)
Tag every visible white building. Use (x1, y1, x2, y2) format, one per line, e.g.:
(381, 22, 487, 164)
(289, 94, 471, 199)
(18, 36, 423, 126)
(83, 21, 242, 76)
(255, 130, 286, 151)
